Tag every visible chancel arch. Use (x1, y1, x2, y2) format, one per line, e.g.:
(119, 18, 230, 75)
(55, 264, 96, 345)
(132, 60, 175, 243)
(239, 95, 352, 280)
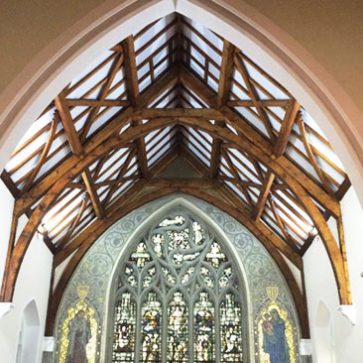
(106, 206, 249, 362)
(53, 195, 302, 363)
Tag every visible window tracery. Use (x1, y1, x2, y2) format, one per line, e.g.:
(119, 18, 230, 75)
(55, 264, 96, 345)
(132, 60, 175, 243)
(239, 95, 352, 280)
(111, 212, 245, 363)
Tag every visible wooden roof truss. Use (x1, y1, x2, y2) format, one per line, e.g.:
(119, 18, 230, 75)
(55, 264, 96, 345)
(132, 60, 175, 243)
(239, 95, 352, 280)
(0, 14, 352, 334)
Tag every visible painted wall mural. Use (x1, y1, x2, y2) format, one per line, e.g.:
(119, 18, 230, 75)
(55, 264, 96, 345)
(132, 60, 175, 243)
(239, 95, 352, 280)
(58, 285, 99, 363)
(257, 287, 297, 363)
(51, 195, 302, 363)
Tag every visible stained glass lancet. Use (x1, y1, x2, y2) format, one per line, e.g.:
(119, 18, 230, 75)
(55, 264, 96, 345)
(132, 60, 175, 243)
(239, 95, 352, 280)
(111, 211, 246, 362)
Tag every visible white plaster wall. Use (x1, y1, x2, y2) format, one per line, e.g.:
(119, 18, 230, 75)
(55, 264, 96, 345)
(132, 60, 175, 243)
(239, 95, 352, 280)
(304, 187, 363, 363)
(0, 179, 15, 285)
(0, 230, 53, 362)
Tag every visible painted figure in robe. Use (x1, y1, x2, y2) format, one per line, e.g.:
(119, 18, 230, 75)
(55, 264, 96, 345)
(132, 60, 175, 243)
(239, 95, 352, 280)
(262, 309, 290, 363)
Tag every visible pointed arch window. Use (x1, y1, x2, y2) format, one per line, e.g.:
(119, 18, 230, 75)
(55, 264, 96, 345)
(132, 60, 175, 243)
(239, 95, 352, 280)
(111, 211, 246, 363)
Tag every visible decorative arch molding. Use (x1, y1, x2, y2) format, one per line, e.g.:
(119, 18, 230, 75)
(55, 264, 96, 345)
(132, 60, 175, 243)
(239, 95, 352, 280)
(103, 198, 253, 362)
(52, 194, 302, 362)
(0, 0, 363, 204)
(48, 190, 309, 338)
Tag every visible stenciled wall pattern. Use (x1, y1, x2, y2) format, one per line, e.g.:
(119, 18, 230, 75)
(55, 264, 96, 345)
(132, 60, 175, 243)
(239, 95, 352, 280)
(50, 194, 302, 363)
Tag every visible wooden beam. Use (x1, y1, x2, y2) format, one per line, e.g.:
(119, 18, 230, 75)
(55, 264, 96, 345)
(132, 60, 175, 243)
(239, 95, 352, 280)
(211, 40, 235, 178)
(1, 170, 20, 198)
(180, 68, 341, 218)
(297, 114, 333, 193)
(15, 69, 179, 216)
(22, 116, 58, 192)
(217, 40, 235, 106)
(80, 51, 124, 141)
(1, 116, 181, 302)
(176, 116, 350, 302)
(133, 108, 222, 120)
(234, 52, 274, 140)
(55, 94, 104, 219)
(146, 178, 215, 189)
(65, 99, 129, 107)
(122, 36, 140, 104)
(252, 100, 299, 221)
(122, 36, 149, 179)
(274, 100, 300, 156)
(82, 169, 104, 218)
(55, 95, 83, 155)
(227, 99, 291, 107)
(254, 170, 275, 221)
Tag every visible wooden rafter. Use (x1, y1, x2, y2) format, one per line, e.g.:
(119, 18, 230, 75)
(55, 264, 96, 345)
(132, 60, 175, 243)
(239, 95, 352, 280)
(210, 40, 235, 178)
(15, 69, 178, 216)
(65, 99, 129, 107)
(14, 100, 340, 220)
(234, 52, 275, 140)
(254, 170, 275, 221)
(133, 108, 222, 119)
(122, 36, 149, 179)
(253, 99, 300, 220)
(297, 113, 333, 193)
(79, 50, 124, 141)
(44, 118, 312, 268)
(55, 94, 104, 219)
(1, 113, 185, 301)
(0, 15, 352, 319)
(22, 115, 57, 192)
(227, 99, 290, 107)
(274, 99, 300, 156)
(179, 68, 341, 218)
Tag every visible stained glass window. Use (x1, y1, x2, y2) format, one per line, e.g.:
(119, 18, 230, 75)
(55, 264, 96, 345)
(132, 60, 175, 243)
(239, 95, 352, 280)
(111, 212, 245, 362)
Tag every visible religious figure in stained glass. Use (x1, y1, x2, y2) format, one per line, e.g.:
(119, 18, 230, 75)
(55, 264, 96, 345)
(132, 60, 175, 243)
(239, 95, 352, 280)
(194, 292, 215, 362)
(220, 293, 243, 362)
(167, 292, 188, 362)
(111, 211, 245, 362)
(141, 292, 162, 362)
(113, 293, 136, 362)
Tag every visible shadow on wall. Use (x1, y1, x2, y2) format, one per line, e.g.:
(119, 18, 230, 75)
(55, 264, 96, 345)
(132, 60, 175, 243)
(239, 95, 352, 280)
(314, 300, 335, 363)
(16, 299, 41, 363)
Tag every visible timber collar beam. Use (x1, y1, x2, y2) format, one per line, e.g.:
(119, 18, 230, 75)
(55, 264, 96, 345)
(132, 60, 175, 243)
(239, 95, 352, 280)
(15, 105, 340, 218)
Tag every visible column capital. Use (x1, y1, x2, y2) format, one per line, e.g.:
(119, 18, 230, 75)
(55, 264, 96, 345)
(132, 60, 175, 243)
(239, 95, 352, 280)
(43, 336, 55, 352)
(0, 302, 14, 319)
(338, 304, 356, 325)
(299, 338, 312, 355)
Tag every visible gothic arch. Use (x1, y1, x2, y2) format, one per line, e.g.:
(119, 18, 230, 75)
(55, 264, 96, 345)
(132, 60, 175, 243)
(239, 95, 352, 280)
(50, 190, 307, 340)
(53, 195, 302, 363)
(103, 197, 253, 362)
